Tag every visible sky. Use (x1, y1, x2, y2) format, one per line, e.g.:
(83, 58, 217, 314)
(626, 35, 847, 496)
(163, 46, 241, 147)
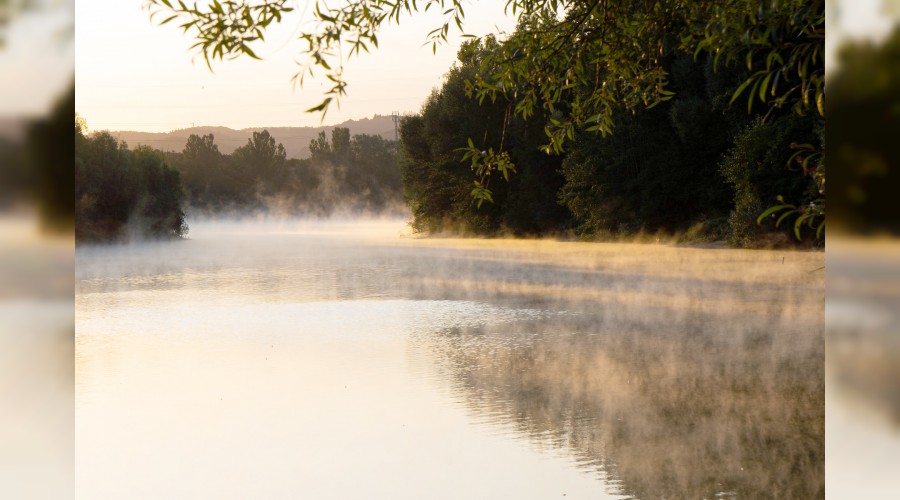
(5, 0, 885, 134)
(0, 1, 74, 121)
(74, 0, 518, 132)
(826, 0, 899, 71)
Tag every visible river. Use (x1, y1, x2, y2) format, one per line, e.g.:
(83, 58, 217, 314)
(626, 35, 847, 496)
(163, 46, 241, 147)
(75, 219, 824, 499)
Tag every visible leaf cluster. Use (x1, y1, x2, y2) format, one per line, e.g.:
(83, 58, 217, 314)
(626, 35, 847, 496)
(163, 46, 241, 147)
(146, 0, 292, 69)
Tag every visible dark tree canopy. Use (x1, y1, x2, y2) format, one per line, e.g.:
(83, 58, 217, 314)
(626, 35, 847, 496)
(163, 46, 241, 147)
(75, 126, 187, 243)
(828, 27, 900, 234)
(399, 37, 819, 246)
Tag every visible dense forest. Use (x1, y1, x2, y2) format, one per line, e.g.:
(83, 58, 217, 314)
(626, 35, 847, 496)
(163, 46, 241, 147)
(399, 37, 820, 247)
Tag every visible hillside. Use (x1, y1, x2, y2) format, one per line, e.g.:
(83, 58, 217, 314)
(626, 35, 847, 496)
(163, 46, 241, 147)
(108, 114, 397, 159)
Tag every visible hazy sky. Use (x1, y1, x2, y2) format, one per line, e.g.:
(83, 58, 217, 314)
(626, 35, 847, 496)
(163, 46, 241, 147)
(75, 0, 517, 132)
(70, 0, 898, 133)
(0, 1, 73, 120)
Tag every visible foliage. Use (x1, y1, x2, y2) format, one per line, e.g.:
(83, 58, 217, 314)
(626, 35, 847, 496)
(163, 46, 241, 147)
(305, 127, 403, 212)
(169, 127, 403, 215)
(689, 1, 825, 117)
(399, 40, 567, 235)
(464, 1, 825, 217)
(27, 86, 75, 230)
(457, 139, 514, 208)
(399, 37, 819, 243)
(146, 0, 292, 69)
(75, 127, 187, 243)
(232, 129, 288, 195)
(719, 115, 819, 246)
(176, 133, 235, 207)
(146, 0, 825, 242)
(558, 53, 739, 238)
(146, 0, 822, 139)
(827, 26, 900, 234)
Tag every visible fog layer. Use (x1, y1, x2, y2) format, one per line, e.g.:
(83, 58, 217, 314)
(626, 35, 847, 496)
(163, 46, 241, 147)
(75, 219, 823, 499)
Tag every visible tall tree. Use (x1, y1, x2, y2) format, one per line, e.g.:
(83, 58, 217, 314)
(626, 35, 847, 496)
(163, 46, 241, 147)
(232, 129, 287, 196)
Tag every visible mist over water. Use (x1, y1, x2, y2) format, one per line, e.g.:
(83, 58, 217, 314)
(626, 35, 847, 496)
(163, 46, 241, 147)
(75, 219, 824, 499)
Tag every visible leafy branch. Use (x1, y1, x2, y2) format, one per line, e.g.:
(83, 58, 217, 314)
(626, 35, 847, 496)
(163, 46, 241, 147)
(457, 137, 516, 208)
(756, 141, 825, 240)
(757, 195, 824, 240)
(145, 0, 292, 70)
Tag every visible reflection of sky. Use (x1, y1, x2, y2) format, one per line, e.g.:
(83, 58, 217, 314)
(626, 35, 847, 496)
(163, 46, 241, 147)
(76, 296, 627, 499)
(0, 215, 74, 498)
(826, 238, 900, 497)
(75, 220, 823, 499)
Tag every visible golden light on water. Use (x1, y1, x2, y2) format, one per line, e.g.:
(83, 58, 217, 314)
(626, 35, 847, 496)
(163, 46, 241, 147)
(72, 220, 824, 499)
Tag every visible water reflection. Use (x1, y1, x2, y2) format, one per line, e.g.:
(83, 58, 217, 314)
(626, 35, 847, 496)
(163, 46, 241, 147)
(76, 220, 823, 499)
(397, 236, 824, 498)
(412, 311, 823, 498)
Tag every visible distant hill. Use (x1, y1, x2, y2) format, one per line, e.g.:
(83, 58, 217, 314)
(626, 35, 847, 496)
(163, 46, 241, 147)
(108, 114, 397, 159)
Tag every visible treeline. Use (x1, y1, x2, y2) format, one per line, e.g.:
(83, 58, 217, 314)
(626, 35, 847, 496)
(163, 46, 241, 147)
(75, 122, 187, 243)
(400, 38, 822, 247)
(74, 124, 403, 242)
(167, 127, 402, 216)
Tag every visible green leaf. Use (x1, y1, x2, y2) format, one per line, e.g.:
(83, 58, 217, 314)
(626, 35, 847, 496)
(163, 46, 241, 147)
(305, 97, 333, 113)
(794, 214, 804, 239)
(241, 45, 260, 59)
(730, 76, 756, 105)
(759, 72, 772, 102)
(775, 210, 794, 227)
(757, 204, 792, 224)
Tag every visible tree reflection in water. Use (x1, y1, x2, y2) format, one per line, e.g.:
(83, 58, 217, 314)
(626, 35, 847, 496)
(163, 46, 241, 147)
(410, 283, 823, 499)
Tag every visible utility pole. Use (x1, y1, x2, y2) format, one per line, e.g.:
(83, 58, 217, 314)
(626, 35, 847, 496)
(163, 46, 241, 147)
(391, 111, 400, 141)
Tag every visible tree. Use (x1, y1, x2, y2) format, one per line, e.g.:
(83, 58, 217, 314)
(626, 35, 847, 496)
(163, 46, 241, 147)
(75, 128, 187, 242)
(131, 145, 189, 238)
(232, 129, 287, 195)
(27, 85, 76, 230)
(400, 39, 568, 235)
(177, 133, 224, 205)
(146, 0, 821, 137)
(826, 27, 900, 234)
(305, 127, 403, 213)
(309, 127, 351, 163)
(146, 0, 824, 237)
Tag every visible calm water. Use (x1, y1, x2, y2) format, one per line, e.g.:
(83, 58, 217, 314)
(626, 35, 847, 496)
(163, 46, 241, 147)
(75, 220, 824, 499)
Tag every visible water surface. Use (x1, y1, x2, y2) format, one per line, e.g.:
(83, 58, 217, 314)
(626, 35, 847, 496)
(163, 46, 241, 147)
(75, 220, 824, 499)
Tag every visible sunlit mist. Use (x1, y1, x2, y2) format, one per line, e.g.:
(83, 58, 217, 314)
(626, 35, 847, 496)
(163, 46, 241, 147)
(75, 219, 823, 499)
